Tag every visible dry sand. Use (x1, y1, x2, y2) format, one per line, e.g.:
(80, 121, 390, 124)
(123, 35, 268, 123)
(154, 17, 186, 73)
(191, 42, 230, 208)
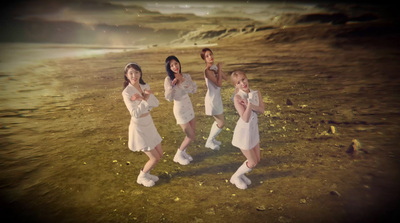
(1, 16, 400, 223)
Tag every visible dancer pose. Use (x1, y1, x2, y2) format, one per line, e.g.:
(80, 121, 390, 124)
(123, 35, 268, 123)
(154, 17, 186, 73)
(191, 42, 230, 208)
(164, 55, 197, 165)
(122, 62, 163, 187)
(200, 48, 228, 150)
(230, 70, 265, 189)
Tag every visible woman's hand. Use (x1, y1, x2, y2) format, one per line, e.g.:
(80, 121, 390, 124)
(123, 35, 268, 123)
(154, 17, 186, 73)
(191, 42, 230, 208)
(217, 62, 228, 80)
(217, 62, 223, 70)
(239, 98, 248, 107)
(130, 93, 143, 101)
(171, 78, 179, 86)
(143, 89, 153, 101)
(144, 89, 153, 95)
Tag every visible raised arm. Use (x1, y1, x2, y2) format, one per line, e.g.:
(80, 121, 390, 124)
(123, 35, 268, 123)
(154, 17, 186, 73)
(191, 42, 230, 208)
(182, 74, 197, 94)
(164, 76, 175, 102)
(205, 67, 222, 87)
(143, 85, 159, 108)
(233, 94, 253, 123)
(250, 90, 265, 114)
(218, 63, 228, 81)
(122, 91, 150, 118)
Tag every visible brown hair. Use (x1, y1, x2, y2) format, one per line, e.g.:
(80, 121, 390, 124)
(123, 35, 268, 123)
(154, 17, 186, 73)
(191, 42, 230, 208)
(200, 48, 212, 60)
(230, 70, 246, 85)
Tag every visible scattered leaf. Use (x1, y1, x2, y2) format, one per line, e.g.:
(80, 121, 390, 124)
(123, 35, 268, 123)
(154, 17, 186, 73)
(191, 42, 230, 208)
(256, 205, 266, 211)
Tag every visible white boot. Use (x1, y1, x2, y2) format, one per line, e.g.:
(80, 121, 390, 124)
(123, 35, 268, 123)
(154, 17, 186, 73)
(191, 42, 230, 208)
(230, 161, 252, 189)
(182, 149, 193, 161)
(146, 171, 159, 182)
(173, 149, 190, 165)
(241, 175, 252, 185)
(205, 122, 222, 150)
(213, 139, 221, 146)
(137, 170, 155, 187)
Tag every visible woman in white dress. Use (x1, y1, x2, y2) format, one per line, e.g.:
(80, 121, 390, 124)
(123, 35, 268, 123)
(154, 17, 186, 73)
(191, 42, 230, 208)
(164, 55, 197, 165)
(122, 62, 163, 187)
(230, 70, 265, 189)
(201, 48, 228, 151)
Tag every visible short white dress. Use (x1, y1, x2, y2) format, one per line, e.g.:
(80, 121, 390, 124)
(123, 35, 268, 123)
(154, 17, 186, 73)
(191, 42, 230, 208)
(204, 64, 223, 116)
(232, 89, 260, 150)
(164, 73, 197, 124)
(122, 83, 162, 152)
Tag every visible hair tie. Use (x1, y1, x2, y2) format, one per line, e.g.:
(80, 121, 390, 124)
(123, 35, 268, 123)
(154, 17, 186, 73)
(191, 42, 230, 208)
(124, 62, 141, 71)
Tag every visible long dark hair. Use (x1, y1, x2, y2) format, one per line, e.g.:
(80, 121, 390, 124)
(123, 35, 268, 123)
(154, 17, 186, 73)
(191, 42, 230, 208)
(165, 55, 181, 81)
(123, 62, 146, 89)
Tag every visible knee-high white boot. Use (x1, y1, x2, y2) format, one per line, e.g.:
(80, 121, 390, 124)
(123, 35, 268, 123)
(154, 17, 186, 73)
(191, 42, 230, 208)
(205, 122, 222, 150)
(241, 174, 252, 186)
(230, 161, 252, 189)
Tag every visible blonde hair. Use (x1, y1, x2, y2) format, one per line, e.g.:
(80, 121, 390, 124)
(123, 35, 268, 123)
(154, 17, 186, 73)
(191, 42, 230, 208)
(230, 70, 247, 85)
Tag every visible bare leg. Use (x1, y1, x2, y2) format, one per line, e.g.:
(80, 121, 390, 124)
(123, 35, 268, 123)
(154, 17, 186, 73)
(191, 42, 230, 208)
(154, 143, 163, 159)
(142, 144, 162, 173)
(240, 143, 260, 169)
(230, 145, 259, 190)
(253, 143, 261, 163)
(213, 113, 225, 128)
(178, 118, 196, 151)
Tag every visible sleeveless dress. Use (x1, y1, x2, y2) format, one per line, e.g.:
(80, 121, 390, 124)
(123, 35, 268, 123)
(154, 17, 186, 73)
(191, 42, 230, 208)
(122, 83, 162, 152)
(204, 64, 223, 115)
(231, 89, 260, 150)
(164, 73, 197, 124)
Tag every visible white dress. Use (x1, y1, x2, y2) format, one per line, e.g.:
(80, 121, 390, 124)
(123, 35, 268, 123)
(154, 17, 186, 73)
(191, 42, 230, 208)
(164, 73, 197, 124)
(231, 89, 260, 150)
(204, 64, 223, 115)
(122, 83, 162, 152)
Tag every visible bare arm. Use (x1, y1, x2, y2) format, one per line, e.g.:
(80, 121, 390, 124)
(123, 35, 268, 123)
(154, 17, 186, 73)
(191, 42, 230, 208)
(218, 63, 228, 81)
(233, 95, 253, 123)
(205, 68, 222, 87)
(249, 91, 265, 114)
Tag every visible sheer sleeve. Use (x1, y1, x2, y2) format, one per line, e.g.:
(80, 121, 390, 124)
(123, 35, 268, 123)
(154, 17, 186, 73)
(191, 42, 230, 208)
(164, 76, 176, 101)
(122, 91, 150, 118)
(182, 74, 197, 94)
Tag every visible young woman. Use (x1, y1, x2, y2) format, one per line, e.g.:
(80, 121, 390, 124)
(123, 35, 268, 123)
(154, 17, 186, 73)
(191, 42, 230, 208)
(164, 55, 197, 165)
(201, 48, 228, 150)
(230, 70, 265, 189)
(122, 62, 163, 187)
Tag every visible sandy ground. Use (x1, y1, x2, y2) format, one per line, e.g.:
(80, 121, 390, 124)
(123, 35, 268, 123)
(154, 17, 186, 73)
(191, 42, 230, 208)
(1, 19, 400, 222)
